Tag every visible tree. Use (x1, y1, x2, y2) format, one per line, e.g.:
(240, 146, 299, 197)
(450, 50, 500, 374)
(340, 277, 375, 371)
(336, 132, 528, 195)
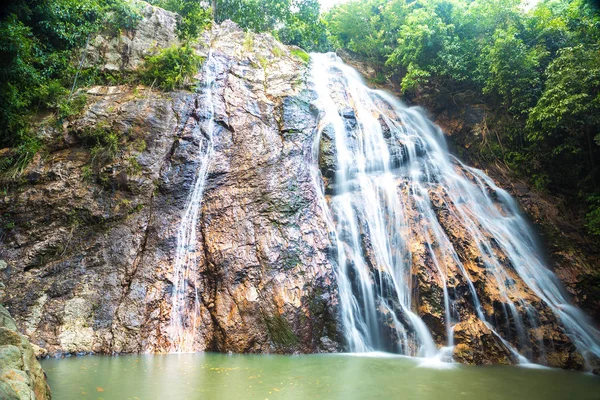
(215, 0, 328, 51)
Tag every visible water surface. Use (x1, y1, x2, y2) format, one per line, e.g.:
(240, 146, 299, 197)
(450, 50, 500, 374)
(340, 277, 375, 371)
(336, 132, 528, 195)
(42, 353, 600, 399)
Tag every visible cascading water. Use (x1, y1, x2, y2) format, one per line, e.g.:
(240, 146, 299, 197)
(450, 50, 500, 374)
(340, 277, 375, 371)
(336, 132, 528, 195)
(168, 52, 217, 353)
(310, 52, 600, 365)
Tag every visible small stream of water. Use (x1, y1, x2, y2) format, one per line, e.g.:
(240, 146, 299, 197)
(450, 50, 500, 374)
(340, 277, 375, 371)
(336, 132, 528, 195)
(168, 52, 217, 353)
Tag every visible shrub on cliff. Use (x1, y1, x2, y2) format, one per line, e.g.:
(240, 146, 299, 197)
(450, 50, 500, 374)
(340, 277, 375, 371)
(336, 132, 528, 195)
(141, 45, 204, 91)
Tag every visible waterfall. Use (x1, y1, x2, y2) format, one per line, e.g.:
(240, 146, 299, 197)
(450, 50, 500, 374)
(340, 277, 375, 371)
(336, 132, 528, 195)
(310, 52, 600, 364)
(168, 52, 217, 353)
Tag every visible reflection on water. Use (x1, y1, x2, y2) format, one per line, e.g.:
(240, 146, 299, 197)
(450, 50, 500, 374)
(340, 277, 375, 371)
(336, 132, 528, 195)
(41, 353, 600, 400)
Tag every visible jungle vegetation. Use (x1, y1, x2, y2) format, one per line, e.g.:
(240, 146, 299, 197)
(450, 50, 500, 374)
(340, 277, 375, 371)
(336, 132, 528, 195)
(0, 0, 598, 235)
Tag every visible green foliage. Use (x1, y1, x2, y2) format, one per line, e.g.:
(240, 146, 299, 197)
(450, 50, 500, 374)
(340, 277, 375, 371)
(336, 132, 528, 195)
(81, 165, 94, 182)
(58, 93, 89, 120)
(586, 196, 600, 235)
(78, 122, 120, 163)
(325, 0, 394, 65)
(0, 0, 142, 174)
(106, 0, 143, 31)
(214, 0, 329, 51)
(528, 45, 600, 139)
(141, 45, 203, 91)
(149, 0, 212, 39)
(0, 135, 44, 178)
(526, 43, 600, 206)
(290, 48, 310, 64)
(482, 28, 547, 114)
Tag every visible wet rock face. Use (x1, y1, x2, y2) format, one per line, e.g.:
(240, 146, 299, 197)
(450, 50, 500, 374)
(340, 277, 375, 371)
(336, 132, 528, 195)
(0, 20, 339, 356)
(311, 53, 595, 370)
(422, 181, 584, 368)
(0, 305, 51, 400)
(176, 22, 339, 354)
(452, 316, 516, 366)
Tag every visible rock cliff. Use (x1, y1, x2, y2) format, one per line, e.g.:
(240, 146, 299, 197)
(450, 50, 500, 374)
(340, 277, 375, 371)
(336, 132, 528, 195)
(0, 17, 339, 356)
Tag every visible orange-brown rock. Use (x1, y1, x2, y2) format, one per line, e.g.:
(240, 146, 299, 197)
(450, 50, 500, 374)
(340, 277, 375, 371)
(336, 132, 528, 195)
(453, 316, 516, 365)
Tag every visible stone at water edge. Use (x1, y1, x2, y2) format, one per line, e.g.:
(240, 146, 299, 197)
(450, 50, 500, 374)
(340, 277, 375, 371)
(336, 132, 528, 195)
(0, 305, 51, 400)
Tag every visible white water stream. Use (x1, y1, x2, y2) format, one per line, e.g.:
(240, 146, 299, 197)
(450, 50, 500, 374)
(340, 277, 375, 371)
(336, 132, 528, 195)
(310, 52, 600, 365)
(166, 49, 600, 365)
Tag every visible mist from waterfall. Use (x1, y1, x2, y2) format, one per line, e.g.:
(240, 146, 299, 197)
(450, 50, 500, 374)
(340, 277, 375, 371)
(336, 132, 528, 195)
(168, 52, 217, 353)
(309, 52, 600, 365)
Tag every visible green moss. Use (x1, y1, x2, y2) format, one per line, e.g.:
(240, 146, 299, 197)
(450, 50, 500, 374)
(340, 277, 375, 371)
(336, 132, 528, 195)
(306, 286, 338, 342)
(280, 252, 301, 271)
(243, 31, 254, 52)
(131, 138, 147, 153)
(271, 46, 284, 57)
(264, 313, 298, 348)
(130, 203, 144, 214)
(290, 48, 310, 64)
(126, 156, 142, 176)
(119, 198, 132, 207)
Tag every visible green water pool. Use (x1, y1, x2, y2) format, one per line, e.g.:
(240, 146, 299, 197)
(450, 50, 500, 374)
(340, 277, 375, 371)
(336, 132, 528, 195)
(41, 352, 600, 399)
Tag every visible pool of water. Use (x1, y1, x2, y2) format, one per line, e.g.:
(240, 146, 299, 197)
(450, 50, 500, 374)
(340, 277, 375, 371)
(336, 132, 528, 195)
(41, 353, 600, 399)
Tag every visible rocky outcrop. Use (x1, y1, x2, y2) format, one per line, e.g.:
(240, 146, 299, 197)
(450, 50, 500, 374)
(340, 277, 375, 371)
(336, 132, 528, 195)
(85, 0, 180, 71)
(0, 305, 51, 400)
(426, 182, 585, 368)
(452, 316, 516, 365)
(313, 51, 599, 369)
(0, 16, 339, 356)
(433, 110, 600, 326)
